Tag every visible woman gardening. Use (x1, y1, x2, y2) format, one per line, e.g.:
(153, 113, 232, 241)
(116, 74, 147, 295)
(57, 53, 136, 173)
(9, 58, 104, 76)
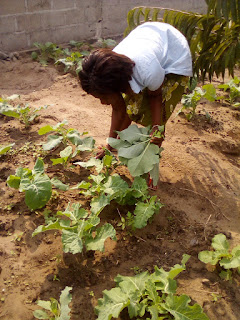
(78, 22, 192, 187)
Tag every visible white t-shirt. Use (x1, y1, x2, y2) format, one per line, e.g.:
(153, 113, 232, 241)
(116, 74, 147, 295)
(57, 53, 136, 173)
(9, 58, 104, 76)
(113, 22, 193, 93)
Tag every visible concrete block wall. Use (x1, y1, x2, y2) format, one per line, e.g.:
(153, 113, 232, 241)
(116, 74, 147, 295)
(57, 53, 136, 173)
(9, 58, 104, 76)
(0, 0, 207, 53)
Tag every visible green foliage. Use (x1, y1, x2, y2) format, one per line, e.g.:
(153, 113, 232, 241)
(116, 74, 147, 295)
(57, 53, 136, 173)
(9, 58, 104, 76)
(108, 125, 163, 186)
(179, 84, 218, 120)
(74, 154, 163, 229)
(0, 143, 15, 156)
(218, 76, 240, 105)
(125, 1, 240, 81)
(33, 286, 72, 320)
(0, 95, 47, 127)
(7, 158, 52, 210)
(32, 202, 116, 254)
(198, 233, 240, 280)
(38, 120, 95, 153)
(55, 51, 84, 74)
(31, 42, 64, 66)
(95, 254, 209, 320)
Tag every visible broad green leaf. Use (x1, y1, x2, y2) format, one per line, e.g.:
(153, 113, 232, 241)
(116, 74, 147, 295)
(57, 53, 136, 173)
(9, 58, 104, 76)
(0, 143, 14, 155)
(198, 251, 220, 265)
(51, 178, 69, 191)
(220, 247, 240, 269)
(145, 279, 160, 304)
(103, 175, 129, 199)
(43, 135, 63, 151)
(33, 158, 45, 175)
(108, 137, 131, 149)
(90, 194, 110, 215)
(95, 287, 129, 320)
(38, 125, 54, 135)
(117, 124, 147, 143)
(60, 146, 72, 158)
(74, 158, 103, 173)
(33, 309, 49, 319)
(36, 300, 52, 311)
(219, 269, 232, 281)
(51, 157, 65, 165)
(66, 129, 83, 145)
(59, 286, 72, 320)
(202, 84, 217, 101)
(7, 175, 21, 189)
(151, 266, 177, 294)
(32, 220, 63, 237)
(22, 174, 52, 210)
(59, 203, 88, 221)
(1, 109, 20, 118)
(71, 180, 91, 190)
(131, 176, 148, 198)
(211, 233, 229, 252)
(118, 142, 146, 159)
(62, 229, 83, 254)
(133, 197, 159, 229)
(164, 294, 209, 320)
(128, 143, 160, 177)
(86, 223, 116, 251)
(115, 271, 149, 294)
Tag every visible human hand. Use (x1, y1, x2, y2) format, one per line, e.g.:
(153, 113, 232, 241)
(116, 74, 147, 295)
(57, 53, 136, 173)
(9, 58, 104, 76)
(150, 125, 165, 147)
(95, 144, 113, 159)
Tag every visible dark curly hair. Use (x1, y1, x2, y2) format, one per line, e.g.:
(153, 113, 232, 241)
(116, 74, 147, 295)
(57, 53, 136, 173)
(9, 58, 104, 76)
(78, 48, 135, 94)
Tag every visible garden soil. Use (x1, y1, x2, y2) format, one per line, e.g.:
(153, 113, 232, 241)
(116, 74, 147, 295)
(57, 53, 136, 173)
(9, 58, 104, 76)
(0, 54, 240, 320)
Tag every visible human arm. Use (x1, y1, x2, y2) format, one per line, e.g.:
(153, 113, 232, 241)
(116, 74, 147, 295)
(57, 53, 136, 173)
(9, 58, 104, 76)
(147, 86, 165, 146)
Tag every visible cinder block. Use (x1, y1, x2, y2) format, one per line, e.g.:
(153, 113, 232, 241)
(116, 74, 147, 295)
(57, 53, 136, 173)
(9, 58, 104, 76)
(0, 32, 28, 52)
(1, 0, 26, 15)
(52, 0, 75, 10)
(27, 0, 51, 12)
(16, 13, 41, 32)
(29, 28, 54, 45)
(84, 6, 98, 24)
(52, 24, 88, 44)
(0, 16, 16, 34)
(40, 11, 66, 29)
(76, 0, 98, 9)
(64, 9, 85, 25)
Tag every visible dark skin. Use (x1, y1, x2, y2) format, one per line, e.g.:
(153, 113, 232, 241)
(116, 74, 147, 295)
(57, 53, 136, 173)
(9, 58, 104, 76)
(93, 84, 164, 159)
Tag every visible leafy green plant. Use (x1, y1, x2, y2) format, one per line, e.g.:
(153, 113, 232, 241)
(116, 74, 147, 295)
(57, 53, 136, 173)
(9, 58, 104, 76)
(6, 158, 68, 210)
(218, 76, 240, 106)
(33, 286, 72, 320)
(178, 84, 220, 120)
(31, 42, 64, 66)
(198, 233, 240, 280)
(0, 143, 15, 156)
(33, 202, 116, 254)
(125, 1, 240, 81)
(96, 38, 117, 48)
(0, 96, 48, 127)
(55, 51, 88, 74)
(38, 120, 95, 152)
(7, 158, 52, 210)
(74, 154, 163, 229)
(107, 124, 164, 186)
(95, 254, 209, 320)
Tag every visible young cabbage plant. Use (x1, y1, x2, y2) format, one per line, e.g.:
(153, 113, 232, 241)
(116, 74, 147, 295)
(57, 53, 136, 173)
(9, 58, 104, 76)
(218, 76, 240, 107)
(198, 233, 240, 281)
(32, 202, 116, 254)
(38, 120, 95, 152)
(95, 254, 209, 320)
(74, 154, 163, 229)
(7, 158, 68, 210)
(33, 286, 72, 320)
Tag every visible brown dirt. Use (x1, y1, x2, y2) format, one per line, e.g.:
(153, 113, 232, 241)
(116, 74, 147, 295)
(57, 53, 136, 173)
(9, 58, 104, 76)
(0, 54, 240, 320)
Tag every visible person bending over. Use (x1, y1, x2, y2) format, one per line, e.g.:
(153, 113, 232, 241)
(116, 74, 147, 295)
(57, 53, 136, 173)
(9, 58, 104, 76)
(78, 21, 192, 161)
